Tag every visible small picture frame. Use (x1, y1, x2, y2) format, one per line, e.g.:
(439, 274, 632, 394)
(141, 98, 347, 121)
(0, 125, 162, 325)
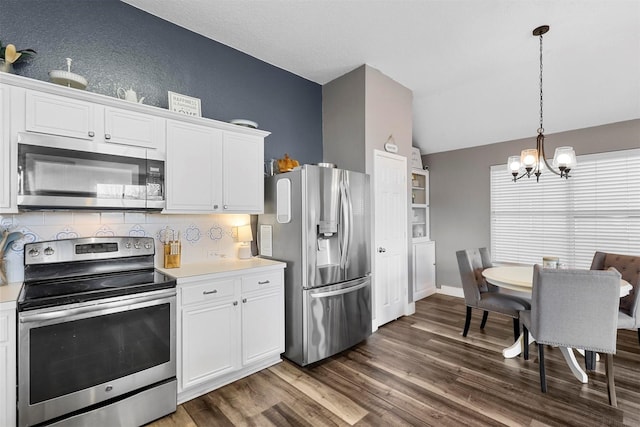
(168, 91, 201, 117)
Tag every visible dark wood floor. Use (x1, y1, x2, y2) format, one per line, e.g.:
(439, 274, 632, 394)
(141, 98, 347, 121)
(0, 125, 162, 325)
(150, 294, 640, 426)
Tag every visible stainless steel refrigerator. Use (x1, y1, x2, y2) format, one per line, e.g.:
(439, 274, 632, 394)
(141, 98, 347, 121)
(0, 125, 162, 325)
(258, 164, 372, 366)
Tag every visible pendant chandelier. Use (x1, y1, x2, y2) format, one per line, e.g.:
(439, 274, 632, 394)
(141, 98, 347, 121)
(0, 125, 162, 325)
(508, 25, 576, 182)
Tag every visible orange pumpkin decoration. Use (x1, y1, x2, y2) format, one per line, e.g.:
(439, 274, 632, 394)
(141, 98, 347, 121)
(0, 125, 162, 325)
(277, 153, 299, 172)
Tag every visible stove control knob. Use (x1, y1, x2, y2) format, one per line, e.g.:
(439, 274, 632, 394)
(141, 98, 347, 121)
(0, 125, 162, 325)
(44, 247, 55, 256)
(144, 242, 152, 250)
(134, 241, 141, 249)
(28, 248, 40, 257)
(124, 242, 132, 249)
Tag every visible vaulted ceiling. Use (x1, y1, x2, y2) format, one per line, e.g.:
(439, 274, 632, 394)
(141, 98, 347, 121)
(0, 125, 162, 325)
(123, 0, 640, 154)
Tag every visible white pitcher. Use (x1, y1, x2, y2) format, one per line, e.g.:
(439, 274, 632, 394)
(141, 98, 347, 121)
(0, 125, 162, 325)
(117, 87, 145, 103)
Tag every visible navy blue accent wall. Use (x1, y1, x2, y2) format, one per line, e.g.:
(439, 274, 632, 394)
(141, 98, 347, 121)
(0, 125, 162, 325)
(0, 0, 322, 164)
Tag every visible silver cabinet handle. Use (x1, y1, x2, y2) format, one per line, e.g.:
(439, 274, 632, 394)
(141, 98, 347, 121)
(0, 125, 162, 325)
(105, 133, 111, 140)
(258, 280, 270, 285)
(213, 204, 219, 209)
(223, 205, 228, 209)
(233, 301, 238, 306)
(88, 131, 95, 137)
(203, 290, 218, 295)
(242, 298, 247, 303)
(377, 247, 386, 253)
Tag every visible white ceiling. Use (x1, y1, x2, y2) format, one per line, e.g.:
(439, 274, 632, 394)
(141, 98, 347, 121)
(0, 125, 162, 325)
(123, 0, 640, 155)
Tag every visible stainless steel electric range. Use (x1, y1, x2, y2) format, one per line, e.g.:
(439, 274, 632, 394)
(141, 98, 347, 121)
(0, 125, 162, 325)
(16, 236, 177, 427)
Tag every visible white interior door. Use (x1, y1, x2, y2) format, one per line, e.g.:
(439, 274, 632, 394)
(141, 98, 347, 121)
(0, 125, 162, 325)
(374, 150, 408, 327)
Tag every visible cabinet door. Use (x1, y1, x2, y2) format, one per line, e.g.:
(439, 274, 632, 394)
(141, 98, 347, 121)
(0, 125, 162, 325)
(0, 307, 17, 427)
(222, 132, 264, 213)
(104, 106, 165, 153)
(165, 120, 223, 211)
(0, 86, 10, 210)
(241, 289, 284, 366)
(413, 240, 436, 301)
(411, 169, 429, 239)
(181, 299, 240, 389)
(25, 91, 96, 140)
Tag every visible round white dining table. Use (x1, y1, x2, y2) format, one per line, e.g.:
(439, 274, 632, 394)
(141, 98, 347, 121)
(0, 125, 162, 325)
(482, 265, 632, 383)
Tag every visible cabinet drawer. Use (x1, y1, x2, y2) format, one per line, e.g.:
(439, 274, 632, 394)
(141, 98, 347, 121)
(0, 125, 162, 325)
(241, 272, 282, 294)
(181, 278, 236, 306)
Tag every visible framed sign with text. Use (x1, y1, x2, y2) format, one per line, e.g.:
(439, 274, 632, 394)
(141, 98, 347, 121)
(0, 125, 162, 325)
(168, 91, 202, 117)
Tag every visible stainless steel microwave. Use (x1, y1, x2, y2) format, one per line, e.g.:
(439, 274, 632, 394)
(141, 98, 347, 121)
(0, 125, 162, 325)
(17, 132, 165, 211)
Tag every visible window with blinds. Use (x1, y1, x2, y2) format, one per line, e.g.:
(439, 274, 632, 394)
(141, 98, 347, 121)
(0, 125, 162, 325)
(490, 149, 640, 268)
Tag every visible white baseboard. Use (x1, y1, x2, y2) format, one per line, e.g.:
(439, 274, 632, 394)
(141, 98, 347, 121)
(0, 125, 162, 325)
(437, 286, 464, 298)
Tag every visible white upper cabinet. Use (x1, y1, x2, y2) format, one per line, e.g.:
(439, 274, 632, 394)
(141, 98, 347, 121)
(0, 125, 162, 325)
(165, 121, 265, 214)
(1, 73, 269, 215)
(0, 85, 11, 211)
(25, 90, 166, 154)
(222, 132, 264, 213)
(103, 106, 165, 154)
(25, 90, 96, 140)
(166, 120, 223, 212)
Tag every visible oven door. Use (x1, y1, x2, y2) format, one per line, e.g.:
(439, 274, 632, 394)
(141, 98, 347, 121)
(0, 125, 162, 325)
(18, 288, 176, 427)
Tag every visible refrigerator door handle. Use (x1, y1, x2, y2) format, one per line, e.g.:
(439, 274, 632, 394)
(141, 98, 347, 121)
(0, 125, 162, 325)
(339, 177, 349, 269)
(344, 175, 354, 269)
(309, 280, 369, 298)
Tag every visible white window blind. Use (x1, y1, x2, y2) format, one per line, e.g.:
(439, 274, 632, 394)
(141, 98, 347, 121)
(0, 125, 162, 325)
(490, 149, 640, 268)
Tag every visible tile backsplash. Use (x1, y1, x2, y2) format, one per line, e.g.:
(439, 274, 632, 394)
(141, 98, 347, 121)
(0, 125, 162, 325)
(0, 211, 253, 283)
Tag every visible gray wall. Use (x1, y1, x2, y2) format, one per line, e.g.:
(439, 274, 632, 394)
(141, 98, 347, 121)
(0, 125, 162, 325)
(0, 0, 322, 164)
(423, 119, 640, 288)
(322, 66, 366, 172)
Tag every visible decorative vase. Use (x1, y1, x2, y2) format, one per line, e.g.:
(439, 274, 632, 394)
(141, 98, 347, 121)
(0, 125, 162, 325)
(0, 59, 14, 73)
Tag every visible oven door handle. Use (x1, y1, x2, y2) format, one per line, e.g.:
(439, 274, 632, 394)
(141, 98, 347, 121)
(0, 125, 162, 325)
(19, 290, 175, 323)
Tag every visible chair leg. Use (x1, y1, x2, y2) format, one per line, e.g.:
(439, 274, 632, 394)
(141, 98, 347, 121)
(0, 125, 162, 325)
(463, 306, 472, 337)
(513, 318, 520, 342)
(585, 350, 596, 371)
(605, 353, 617, 407)
(538, 344, 547, 393)
(480, 310, 489, 329)
(523, 327, 529, 360)
(637, 328, 640, 346)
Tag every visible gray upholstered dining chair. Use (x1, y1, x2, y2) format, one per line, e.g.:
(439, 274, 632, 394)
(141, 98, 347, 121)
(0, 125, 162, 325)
(590, 251, 640, 345)
(456, 248, 530, 341)
(521, 265, 621, 406)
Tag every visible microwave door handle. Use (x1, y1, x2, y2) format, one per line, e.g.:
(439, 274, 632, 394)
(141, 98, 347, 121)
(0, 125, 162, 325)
(18, 165, 24, 195)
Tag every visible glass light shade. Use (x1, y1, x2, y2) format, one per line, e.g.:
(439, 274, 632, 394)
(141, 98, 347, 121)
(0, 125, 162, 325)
(237, 225, 253, 243)
(507, 156, 521, 173)
(520, 149, 538, 168)
(553, 146, 577, 168)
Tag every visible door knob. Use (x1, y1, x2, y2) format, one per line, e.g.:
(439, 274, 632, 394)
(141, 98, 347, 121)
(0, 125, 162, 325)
(377, 247, 386, 253)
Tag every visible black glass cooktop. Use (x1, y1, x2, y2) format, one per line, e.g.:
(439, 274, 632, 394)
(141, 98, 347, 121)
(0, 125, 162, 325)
(18, 269, 176, 311)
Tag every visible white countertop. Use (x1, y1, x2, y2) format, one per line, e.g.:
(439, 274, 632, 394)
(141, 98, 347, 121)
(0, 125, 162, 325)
(158, 257, 286, 279)
(0, 282, 22, 307)
(0, 258, 286, 305)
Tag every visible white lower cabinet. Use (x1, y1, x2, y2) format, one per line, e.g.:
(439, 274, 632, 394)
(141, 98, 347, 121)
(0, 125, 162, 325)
(0, 305, 16, 427)
(241, 273, 285, 366)
(180, 277, 240, 389)
(177, 267, 284, 403)
(413, 240, 436, 301)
